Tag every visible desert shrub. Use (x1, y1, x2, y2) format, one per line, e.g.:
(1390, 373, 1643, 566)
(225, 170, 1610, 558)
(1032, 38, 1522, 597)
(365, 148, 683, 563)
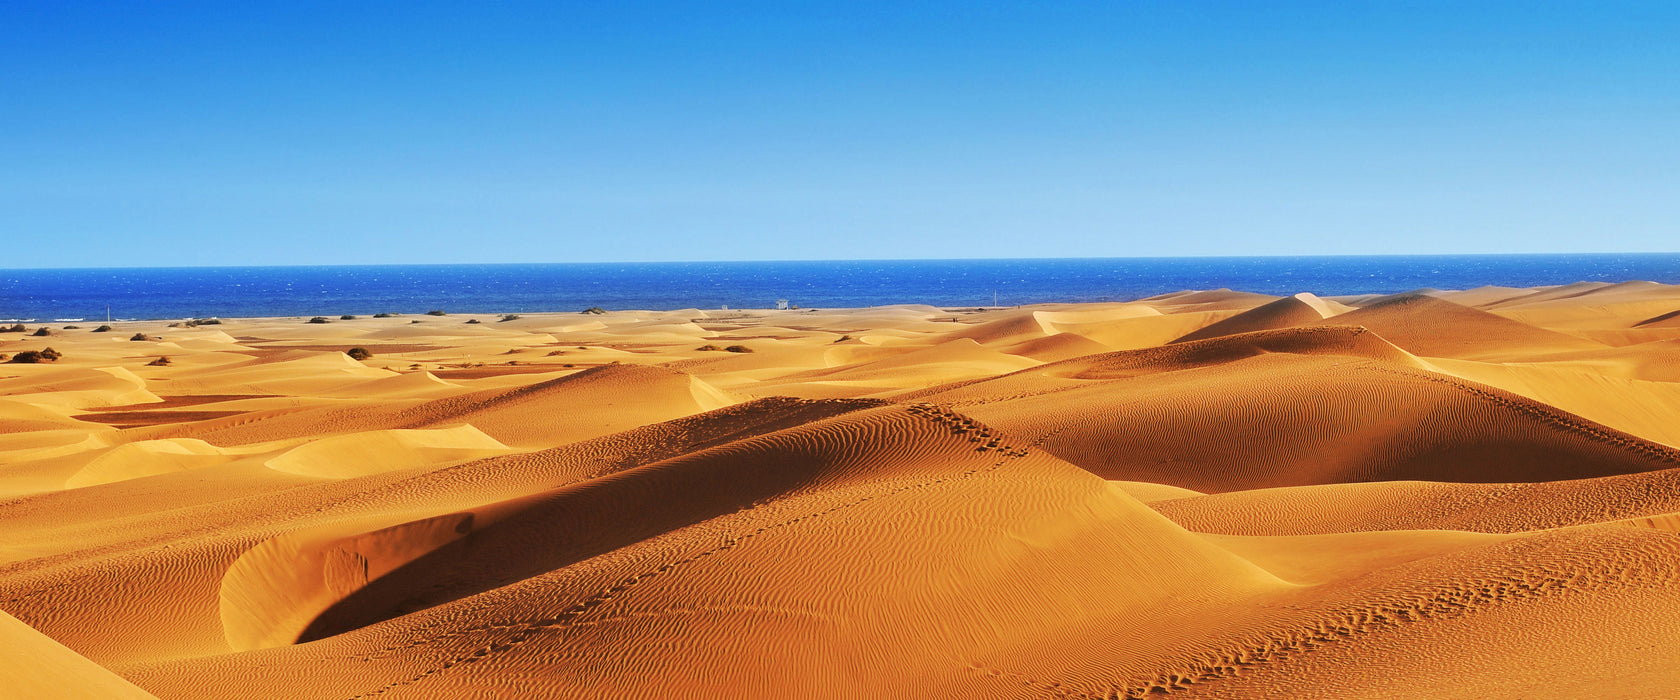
(40, 347, 60, 360)
(196, 318, 222, 325)
(346, 347, 373, 361)
(725, 345, 754, 353)
(410, 320, 422, 324)
(696, 344, 723, 351)
(562, 363, 575, 368)
(32, 327, 51, 336)
(92, 325, 112, 332)
(63, 325, 81, 330)
(834, 335, 851, 343)
(130, 333, 151, 341)
(1, 323, 25, 333)
(582, 307, 606, 315)
(426, 310, 447, 316)
(499, 314, 521, 322)
(340, 314, 356, 320)
(373, 312, 393, 318)
(308, 316, 330, 324)
(147, 356, 171, 366)
(546, 350, 566, 356)
(465, 318, 481, 324)
(7, 351, 44, 363)
(0, 353, 6, 361)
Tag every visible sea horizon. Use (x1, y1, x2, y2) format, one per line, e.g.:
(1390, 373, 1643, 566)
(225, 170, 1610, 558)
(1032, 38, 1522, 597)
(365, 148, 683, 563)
(4, 252, 1678, 322)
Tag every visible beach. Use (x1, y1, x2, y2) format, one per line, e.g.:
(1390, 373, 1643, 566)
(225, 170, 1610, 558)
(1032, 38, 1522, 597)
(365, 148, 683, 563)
(5, 281, 1680, 698)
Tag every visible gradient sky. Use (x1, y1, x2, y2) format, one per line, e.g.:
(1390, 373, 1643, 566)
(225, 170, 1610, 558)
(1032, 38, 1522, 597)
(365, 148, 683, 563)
(3, 1, 1677, 267)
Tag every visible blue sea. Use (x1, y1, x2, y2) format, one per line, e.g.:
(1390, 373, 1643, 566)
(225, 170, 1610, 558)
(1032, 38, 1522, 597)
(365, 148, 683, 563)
(2, 254, 1678, 322)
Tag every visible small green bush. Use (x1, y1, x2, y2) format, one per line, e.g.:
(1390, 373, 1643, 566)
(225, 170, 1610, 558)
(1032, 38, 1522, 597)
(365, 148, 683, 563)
(1, 323, 25, 333)
(499, 314, 521, 322)
(130, 333, 151, 341)
(307, 316, 330, 324)
(340, 314, 356, 320)
(465, 318, 481, 324)
(63, 325, 81, 330)
(40, 347, 60, 360)
(346, 347, 373, 361)
(92, 325, 113, 333)
(724, 345, 754, 353)
(147, 356, 171, 366)
(581, 307, 606, 315)
(32, 327, 52, 337)
(426, 310, 447, 316)
(373, 312, 393, 318)
(696, 344, 723, 351)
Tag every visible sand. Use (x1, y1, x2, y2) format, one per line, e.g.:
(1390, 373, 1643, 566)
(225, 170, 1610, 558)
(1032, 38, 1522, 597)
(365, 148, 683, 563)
(3, 287, 1680, 698)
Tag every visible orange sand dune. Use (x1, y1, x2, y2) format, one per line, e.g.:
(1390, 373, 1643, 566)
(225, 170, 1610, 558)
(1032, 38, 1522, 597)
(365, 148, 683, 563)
(5, 285, 1680, 698)
(1329, 292, 1606, 359)
(1170, 292, 1335, 343)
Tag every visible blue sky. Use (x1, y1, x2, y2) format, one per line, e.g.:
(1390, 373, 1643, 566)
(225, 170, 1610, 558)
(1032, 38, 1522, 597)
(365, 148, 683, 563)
(3, 1, 1676, 267)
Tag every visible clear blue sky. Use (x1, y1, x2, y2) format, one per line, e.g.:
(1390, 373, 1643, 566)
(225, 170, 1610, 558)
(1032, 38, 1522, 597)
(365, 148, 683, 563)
(3, 1, 1676, 267)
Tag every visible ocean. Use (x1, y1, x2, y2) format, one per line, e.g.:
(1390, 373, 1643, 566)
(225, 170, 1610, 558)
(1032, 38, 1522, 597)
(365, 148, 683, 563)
(2, 254, 1677, 322)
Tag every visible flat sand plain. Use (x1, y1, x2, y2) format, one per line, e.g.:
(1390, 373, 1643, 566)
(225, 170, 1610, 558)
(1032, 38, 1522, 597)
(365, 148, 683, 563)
(5, 282, 1680, 699)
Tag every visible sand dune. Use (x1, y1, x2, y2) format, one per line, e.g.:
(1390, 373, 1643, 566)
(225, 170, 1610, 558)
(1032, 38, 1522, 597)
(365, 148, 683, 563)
(1170, 292, 1335, 343)
(916, 327, 1680, 492)
(5, 286, 1680, 698)
(1329, 293, 1605, 359)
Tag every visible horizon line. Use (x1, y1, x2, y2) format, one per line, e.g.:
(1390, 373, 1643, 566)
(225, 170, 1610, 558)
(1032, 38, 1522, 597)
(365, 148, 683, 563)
(7, 250, 1680, 273)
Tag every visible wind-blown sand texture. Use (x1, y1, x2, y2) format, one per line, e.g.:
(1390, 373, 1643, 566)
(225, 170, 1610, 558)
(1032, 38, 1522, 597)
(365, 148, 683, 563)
(5, 284, 1680, 699)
